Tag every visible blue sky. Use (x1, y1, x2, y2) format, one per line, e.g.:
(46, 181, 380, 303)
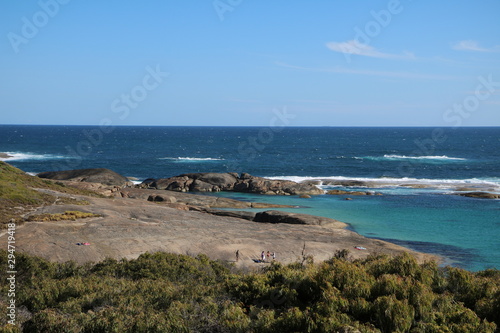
(1, 0, 499, 126)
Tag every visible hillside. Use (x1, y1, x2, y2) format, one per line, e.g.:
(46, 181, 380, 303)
(0, 162, 101, 227)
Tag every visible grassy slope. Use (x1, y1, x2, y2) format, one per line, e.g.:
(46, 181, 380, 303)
(0, 161, 100, 226)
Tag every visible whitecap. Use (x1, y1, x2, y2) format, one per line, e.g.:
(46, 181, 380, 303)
(0, 151, 68, 161)
(382, 154, 467, 161)
(158, 157, 224, 162)
(264, 175, 500, 193)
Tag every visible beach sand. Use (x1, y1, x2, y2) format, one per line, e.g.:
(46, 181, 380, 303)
(0, 186, 438, 268)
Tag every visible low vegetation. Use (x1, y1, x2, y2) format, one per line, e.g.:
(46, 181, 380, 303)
(1, 251, 498, 332)
(0, 162, 100, 228)
(25, 211, 101, 222)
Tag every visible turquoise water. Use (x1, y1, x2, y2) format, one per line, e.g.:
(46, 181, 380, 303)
(1, 125, 499, 271)
(205, 191, 499, 271)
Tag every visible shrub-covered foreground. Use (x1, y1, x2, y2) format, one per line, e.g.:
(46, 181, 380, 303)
(1, 251, 499, 332)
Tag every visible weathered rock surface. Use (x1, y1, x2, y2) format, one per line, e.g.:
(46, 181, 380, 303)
(320, 180, 374, 187)
(457, 192, 499, 199)
(0, 152, 13, 159)
(146, 172, 324, 195)
(254, 210, 347, 227)
(0, 189, 436, 267)
(38, 168, 131, 187)
(147, 194, 177, 203)
(195, 208, 257, 221)
(119, 188, 294, 209)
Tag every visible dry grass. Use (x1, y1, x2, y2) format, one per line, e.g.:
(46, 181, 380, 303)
(25, 211, 102, 222)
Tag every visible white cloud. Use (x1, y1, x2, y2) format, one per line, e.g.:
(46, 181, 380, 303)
(275, 62, 458, 80)
(452, 40, 499, 52)
(326, 40, 415, 60)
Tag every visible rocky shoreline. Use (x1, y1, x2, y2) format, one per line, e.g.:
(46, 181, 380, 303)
(38, 168, 500, 200)
(0, 152, 13, 159)
(0, 166, 439, 266)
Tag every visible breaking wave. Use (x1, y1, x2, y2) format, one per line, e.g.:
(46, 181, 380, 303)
(382, 154, 467, 161)
(159, 157, 224, 162)
(0, 152, 68, 161)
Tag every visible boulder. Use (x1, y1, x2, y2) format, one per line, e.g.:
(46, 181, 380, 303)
(37, 168, 130, 186)
(253, 210, 346, 227)
(153, 176, 193, 191)
(144, 172, 323, 196)
(0, 153, 13, 159)
(235, 174, 323, 195)
(147, 194, 177, 203)
(458, 192, 499, 199)
(323, 180, 372, 187)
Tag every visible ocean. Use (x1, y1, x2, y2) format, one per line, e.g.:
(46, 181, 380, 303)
(1, 125, 499, 271)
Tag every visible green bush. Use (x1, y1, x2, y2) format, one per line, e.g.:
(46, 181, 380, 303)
(0, 250, 498, 332)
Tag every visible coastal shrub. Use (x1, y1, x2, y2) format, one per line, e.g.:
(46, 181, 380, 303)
(1, 250, 499, 332)
(372, 295, 414, 332)
(327, 259, 374, 299)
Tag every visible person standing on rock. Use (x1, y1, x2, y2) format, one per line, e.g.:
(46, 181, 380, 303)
(235, 250, 240, 262)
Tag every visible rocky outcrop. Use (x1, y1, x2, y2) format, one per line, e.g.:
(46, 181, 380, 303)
(457, 192, 499, 199)
(152, 172, 239, 192)
(0, 153, 13, 159)
(253, 210, 346, 227)
(320, 180, 375, 187)
(327, 189, 381, 196)
(119, 188, 294, 209)
(38, 168, 131, 187)
(146, 172, 324, 196)
(147, 194, 177, 203)
(196, 209, 347, 227)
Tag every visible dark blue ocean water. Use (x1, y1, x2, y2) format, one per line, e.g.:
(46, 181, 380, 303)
(1, 125, 499, 271)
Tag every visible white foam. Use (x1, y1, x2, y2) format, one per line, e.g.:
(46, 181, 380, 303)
(265, 175, 500, 191)
(158, 157, 224, 161)
(0, 151, 67, 161)
(383, 154, 467, 161)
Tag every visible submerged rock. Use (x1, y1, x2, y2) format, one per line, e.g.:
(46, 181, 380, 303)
(327, 189, 381, 196)
(457, 192, 499, 199)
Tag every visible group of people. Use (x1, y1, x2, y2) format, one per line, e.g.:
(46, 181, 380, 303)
(234, 249, 276, 263)
(260, 250, 276, 262)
